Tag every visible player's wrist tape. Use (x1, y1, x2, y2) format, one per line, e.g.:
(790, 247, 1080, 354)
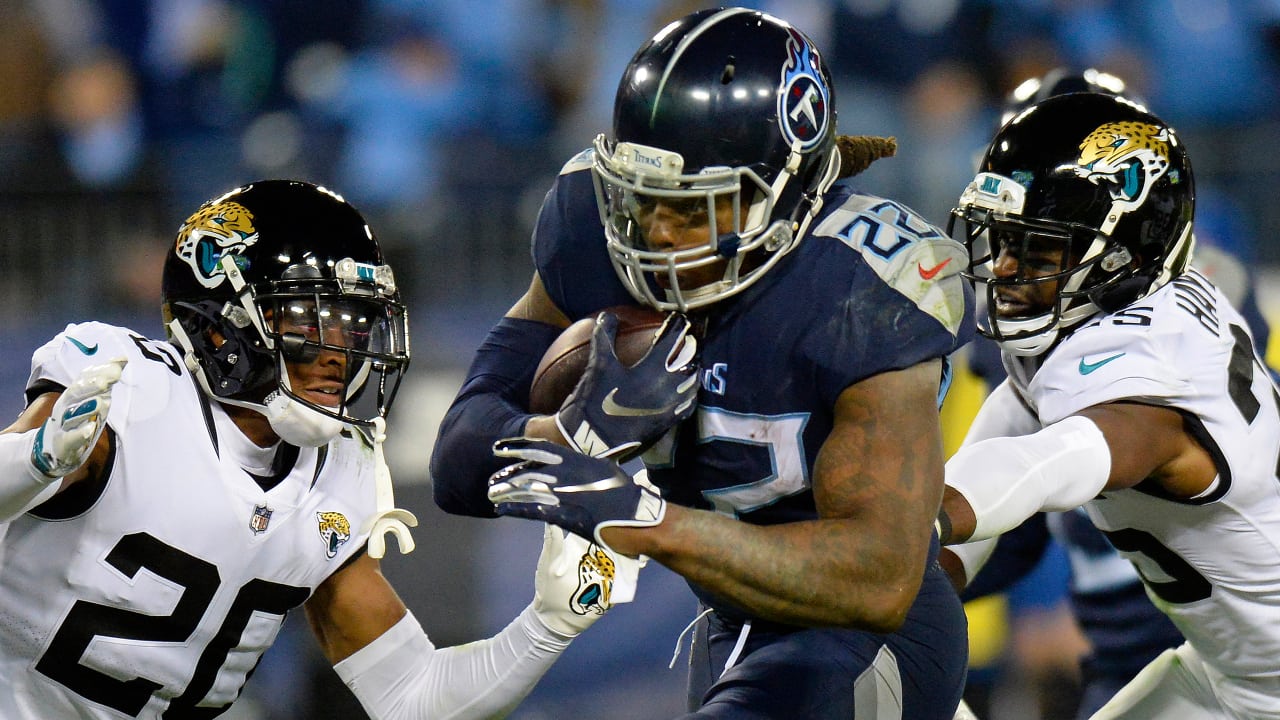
(946, 415, 1111, 542)
(0, 429, 61, 522)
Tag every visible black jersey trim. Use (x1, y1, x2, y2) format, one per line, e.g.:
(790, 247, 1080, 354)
(1131, 408, 1230, 505)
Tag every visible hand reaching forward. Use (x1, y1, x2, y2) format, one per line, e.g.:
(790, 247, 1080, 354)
(555, 311, 698, 459)
(531, 523, 642, 637)
(30, 357, 127, 480)
(487, 437, 666, 550)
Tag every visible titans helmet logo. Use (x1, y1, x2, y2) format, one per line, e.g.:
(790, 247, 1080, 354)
(1075, 121, 1173, 215)
(174, 200, 259, 289)
(316, 511, 352, 558)
(570, 543, 617, 616)
(777, 28, 830, 150)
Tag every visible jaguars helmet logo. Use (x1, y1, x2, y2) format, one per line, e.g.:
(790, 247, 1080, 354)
(570, 544, 617, 616)
(174, 200, 258, 288)
(1075, 121, 1173, 215)
(316, 511, 352, 559)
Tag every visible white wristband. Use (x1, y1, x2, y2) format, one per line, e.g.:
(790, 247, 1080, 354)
(947, 415, 1111, 542)
(0, 430, 60, 522)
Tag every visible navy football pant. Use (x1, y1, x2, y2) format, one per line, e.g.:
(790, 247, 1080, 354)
(681, 563, 967, 719)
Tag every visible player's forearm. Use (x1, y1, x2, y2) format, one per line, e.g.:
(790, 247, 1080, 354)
(0, 430, 63, 522)
(942, 415, 1111, 543)
(430, 317, 562, 517)
(336, 605, 573, 720)
(606, 505, 926, 631)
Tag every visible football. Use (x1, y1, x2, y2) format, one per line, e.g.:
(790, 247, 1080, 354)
(528, 305, 670, 414)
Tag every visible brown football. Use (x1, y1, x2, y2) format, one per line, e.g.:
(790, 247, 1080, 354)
(529, 305, 670, 414)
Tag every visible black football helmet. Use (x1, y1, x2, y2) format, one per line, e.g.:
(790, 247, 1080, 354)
(950, 93, 1194, 355)
(1000, 67, 1134, 126)
(592, 7, 841, 312)
(161, 180, 410, 432)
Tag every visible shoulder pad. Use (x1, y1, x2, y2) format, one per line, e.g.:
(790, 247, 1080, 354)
(559, 148, 595, 176)
(813, 194, 970, 335)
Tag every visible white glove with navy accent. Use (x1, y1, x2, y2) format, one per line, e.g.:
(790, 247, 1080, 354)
(30, 357, 127, 480)
(555, 311, 698, 459)
(531, 523, 641, 637)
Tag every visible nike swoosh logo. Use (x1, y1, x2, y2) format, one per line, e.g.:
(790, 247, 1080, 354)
(917, 258, 953, 280)
(1079, 352, 1126, 375)
(602, 389, 667, 417)
(68, 337, 98, 355)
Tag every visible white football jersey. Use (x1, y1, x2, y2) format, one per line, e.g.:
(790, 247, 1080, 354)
(0, 322, 378, 718)
(975, 269, 1280, 716)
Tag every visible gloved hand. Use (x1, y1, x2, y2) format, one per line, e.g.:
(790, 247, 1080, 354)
(531, 523, 642, 637)
(555, 311, 698, 459)
(30, 357, 127, 480)
(488, 437, 666, 549)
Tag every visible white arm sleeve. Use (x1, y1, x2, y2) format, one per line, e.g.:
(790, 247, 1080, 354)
(947, 415, 1112, 542)
(944, 536, 998, 587)
(0, 430, 60, 522)
(334, 605, 573, 720)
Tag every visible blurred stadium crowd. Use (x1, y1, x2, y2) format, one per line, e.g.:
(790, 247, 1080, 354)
(3, 1, 1280, 718)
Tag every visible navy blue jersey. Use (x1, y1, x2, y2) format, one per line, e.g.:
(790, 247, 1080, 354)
(536, 159, 975, 614)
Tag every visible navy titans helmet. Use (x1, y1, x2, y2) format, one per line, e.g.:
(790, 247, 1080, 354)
(592, 7, 841, 312)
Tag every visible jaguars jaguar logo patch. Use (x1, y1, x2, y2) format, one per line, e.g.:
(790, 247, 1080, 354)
(316, 511, 352, 558)
(174, 200, 258, 289)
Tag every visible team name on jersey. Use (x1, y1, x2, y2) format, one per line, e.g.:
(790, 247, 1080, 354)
(701, 363, 728, 395)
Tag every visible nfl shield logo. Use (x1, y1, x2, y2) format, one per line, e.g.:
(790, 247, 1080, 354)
(250, 505, 273, 534)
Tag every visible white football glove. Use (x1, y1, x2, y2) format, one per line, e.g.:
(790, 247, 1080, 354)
(30, 357, 127, 480)
(531, 523, 641, 637)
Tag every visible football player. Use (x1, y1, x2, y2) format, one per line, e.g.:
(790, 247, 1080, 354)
(938, 93, 1280, 718)
(949, 68, 1186, 719)
(431, 8, 975, 718)
(0, 180, 635, 718)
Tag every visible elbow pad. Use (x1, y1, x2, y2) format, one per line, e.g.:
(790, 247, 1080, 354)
(947, 415, 1111, 542)
(430, 318, 562, 517)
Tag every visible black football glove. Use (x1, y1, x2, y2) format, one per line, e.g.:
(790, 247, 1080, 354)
(488, 438, 666, 549)
(554, 311, 698, 459)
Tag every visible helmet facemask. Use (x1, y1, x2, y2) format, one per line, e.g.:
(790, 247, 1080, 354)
(951, 171, 1143, 356)
(168, 254, 409, 445)
(592, 136, 836, 312)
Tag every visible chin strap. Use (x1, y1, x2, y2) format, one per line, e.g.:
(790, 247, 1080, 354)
(365, 416, 419, 558)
